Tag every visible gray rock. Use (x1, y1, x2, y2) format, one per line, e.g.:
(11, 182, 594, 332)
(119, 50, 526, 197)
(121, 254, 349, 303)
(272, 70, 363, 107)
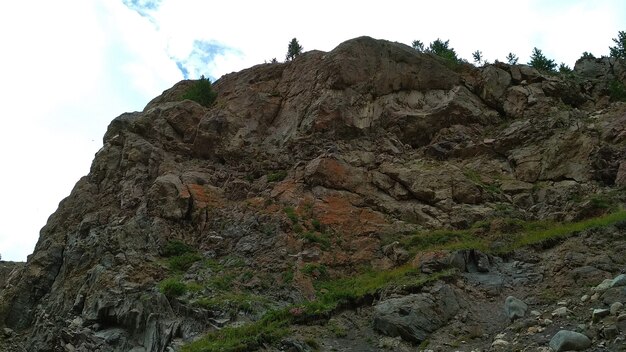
(569, 266, 610, 287)
(594, 278, 614, 292)
(612, 274, 626, 287)
(448, 251, 467, 272)
(479, 65, 511, 108)
(549, 330, 592, 351)
(574, 57, 612, 78)
(2, 327, 14, 337)
(618, 314, 626, 333)
(504, 296, 528, 321)
(281, 338, 313, 352)
(94, 328, 126, 345)
(592, 308, 610, 322)
(615, 162, 626, 187)
(601, 286, 626, 305)
(603, 325, 619, 340)
(491, 339, 509, 347)
(611, 301, 624, 315)
(372, 284, 459, 343)
(552, 306, 569, 317)
(475, 251, 491, 273)
(128, 347, 147, 352)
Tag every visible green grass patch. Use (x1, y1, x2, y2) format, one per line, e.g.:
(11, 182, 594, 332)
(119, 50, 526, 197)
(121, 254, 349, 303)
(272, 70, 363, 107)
(302, 267, 453, 316)
(302, 231, 331, 250)
(267, 170, 288, 182)
(207, 273, 236, 291)
(609, 79, 626, 102)
(403, 229, 481, 252)
(223, 255, 246, 268)
(284, 207, 298, 223)
(282, 269, 294, 284)
(590, 194, 613, 210)
(311, 219, 322, 231)
(181, 76, 217, 107)
(500, 209, 626, 252)
(463, 169, 502, 195)
(204, 258, 223, 271)
(186, 282, 204, 292)
(162, 240, 195, 257)
(301, 263, 328, 280)
(159, 278, 187, 298)
(181, 310, 291, 352)
(169, 252, 202, 272)
(327, 320, 347, 337)
(398, 209, 626, 255)
(196, 293, 267, 313)
(181, 265, 450, 352)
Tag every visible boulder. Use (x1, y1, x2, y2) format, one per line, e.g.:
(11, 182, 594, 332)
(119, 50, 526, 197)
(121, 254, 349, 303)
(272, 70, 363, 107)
(612, 274, 626, 287)
(549, 330, 591, 351)
(479, 65, 512, 109)
(452, 180, 483, 204)
(574, 57, 612, 79)
(504, 296, 528, 321)
(372, 284, 459, 343)
(592, 308, 610, 322)
(602, 286, 626, 305)
(500, 180, 534, 194)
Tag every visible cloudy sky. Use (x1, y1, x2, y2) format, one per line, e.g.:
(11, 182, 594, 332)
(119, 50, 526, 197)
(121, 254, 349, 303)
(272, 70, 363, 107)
(0, 0, 624, 261)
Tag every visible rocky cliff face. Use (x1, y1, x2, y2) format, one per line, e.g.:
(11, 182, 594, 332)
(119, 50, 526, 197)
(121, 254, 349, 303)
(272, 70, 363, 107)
(1, 37, 626, 351)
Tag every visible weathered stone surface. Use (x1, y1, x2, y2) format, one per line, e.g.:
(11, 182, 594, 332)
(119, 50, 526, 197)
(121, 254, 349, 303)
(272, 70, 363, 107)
(611, 302, 624, 315)
(549, 330, 591, 351)
(602, 286, 626, 305)
(372, 284, 459, 343)
(3, 35, 626, 352)
(452, 180, 483, 204)
(616, 162, 626, 186)
(613, 274, 626, 287)
(504, 296, 528, 321)
(593, 308, 610, 322)
(500, 180, 534, 194)
(479, 66, 512, 109)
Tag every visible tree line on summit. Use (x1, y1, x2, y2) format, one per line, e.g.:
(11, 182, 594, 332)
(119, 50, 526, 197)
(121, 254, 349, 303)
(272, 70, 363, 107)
(268, 32, 626, 73)
(179, 32, 626, 110)
(411, 30, 626, 73)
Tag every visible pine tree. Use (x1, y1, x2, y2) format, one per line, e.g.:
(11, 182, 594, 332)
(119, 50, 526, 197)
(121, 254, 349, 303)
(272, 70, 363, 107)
(558, 63, 572, 73)
(411, 40, 424, 52)
(286, 38, 303, 61)
(506, 53, 519, 65)
(427, 39, 458, 63)
(472, 50, 483, 65)
(609, 31, 626, 59)
(528, 47, 557, 72)
(580, 52, 595, 60)
(182, 75, 217, 107)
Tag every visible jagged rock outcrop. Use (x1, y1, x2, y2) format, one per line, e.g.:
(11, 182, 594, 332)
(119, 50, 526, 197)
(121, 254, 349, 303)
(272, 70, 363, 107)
(1, 36, 626, 351)
(372, 283, 460, 343)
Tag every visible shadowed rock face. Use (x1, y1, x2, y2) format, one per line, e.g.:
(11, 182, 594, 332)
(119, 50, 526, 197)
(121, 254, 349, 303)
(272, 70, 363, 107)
(1, 36, 626, 351)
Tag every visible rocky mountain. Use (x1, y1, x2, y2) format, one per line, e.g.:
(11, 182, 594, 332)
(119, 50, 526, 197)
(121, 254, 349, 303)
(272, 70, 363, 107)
(1, 36, 626, 352)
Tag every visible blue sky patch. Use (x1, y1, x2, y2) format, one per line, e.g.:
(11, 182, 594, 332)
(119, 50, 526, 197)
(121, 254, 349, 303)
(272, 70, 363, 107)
(122, 0, 162, 18)
(175, 40, 241, 80)
(176, 61, 190, 79)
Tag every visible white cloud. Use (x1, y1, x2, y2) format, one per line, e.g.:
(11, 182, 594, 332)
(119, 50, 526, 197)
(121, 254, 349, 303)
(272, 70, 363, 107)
(0, 0, 181, 261)
(0, 0, 624, 261)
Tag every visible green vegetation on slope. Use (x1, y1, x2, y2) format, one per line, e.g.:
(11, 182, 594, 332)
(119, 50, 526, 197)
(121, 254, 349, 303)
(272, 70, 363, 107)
(181, 209, 626, 351)
(400, 209, 626, 255)
(182, 266, 452, 352)
(182, 75, 217, 107)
